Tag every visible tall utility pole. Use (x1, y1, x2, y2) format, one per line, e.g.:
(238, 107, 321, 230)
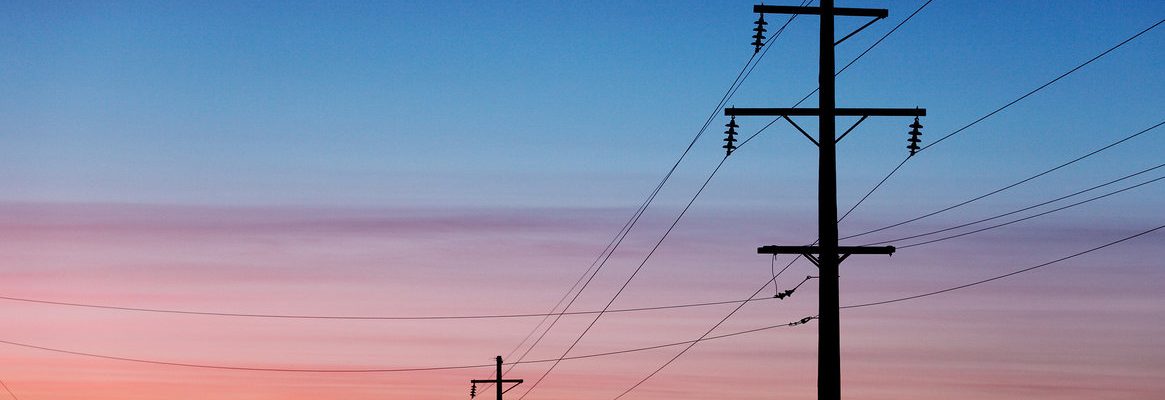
(724, 1, 925, 399)
(470, 356, 523, 400)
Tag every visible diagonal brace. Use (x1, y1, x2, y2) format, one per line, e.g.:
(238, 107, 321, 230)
(835, 115, 868, 143)
(782, 115, 819, 146)
(835, 16, 882, 46)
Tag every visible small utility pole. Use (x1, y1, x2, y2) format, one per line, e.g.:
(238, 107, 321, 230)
(470, 356, 524, 400)
(723, 1, 926, 399)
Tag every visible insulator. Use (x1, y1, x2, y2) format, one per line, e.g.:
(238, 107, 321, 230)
(906, 116, 923, 156)
(752, 13, 767, 53)
(470, 383, 476, 399)
(723, 116, 739, 156)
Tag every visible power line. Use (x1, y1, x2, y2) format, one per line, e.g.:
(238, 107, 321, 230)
(510, 4, 820, 393)
(492, 3, 813, 387)
(896, 174, 1165, 249)
(0, 293, 778, 320)
(604, 6, 1163, 399)
(838, 18, 1164, 223)
(842, 119, 1165, 241)
(611, 270, 814, 400)
(610, 223, 1163, 399)
(517, 155, 733, 400)
(843, 223, 1165, 309)
(861, 162, 1165, 246)
(0, 378, 17, 400)
(0, 315, 813, 374)
(14, 224, 1152, 377)
(515, 75, 793, 396)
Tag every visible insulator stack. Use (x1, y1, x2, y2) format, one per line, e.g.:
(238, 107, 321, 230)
(470, 383, 476, 399)
(723, 116, 739, 156)
(907, 116, 923, 156)
(752, 13, 768, 53)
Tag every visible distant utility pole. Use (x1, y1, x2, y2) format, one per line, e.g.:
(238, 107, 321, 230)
(723, 1, 925, 399)
(470, 356, 524, 400)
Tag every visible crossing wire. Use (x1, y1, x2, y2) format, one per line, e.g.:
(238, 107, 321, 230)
(517, 154, 733, 400)
(6, 220, 1155, 377)
(605, 6, 1160, 400)
(837, 18, 1165, 223)
(518, 97, 783, 399)
(610, 223, 1164, 399)
(0, 315, 813, 374)
(842, 223, 1165, 309)
(486, 4, 814, 391)
(611, 271, 816, 400)
(604, 5, 940, 396)
(0, 379, 16, 400)
(0, 293, 782, 320)
(7, 118, 1154, 323)
(842, 119, 1165, 241)
(861, 162, 1165, 246)
(509, 2, 815, 395)
(895, 174, 1165, 249)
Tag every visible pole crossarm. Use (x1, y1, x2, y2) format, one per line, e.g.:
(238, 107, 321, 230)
(757, 245, 895, 255)
(470, 380, 524, 384)
(782, 115, 819, 146)
(753, 5, 888, 18)
(758, 246, 894, 267)
(726, 107, 926, 117)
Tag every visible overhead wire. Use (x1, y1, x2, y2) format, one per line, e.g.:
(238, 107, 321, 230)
(860, 161, 1165, 246)
(0, 314, 815, 374)
(608, 222, 1165, 398)
(842, 223, 1165, 309)
(838, 18, 1165, 222)
(612, 273, 817, 400)
(842, 119, 1165, 241)
(490, 7, 811, 392)
(512, 3, 812, 396)
(7, 117, 1155, 323)
(0, 293, 778, 320)
(603, 2, 951, 397)
(515, 65, 784, 395)
(782, 0, 935, 109)
(518, 154, 733, 400)
(895, 174, 1165, 249)
(12, 223, 1157, 375)
(0, 379, 16, 400)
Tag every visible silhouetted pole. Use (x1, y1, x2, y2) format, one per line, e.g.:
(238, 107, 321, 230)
(470, 356, 523, 400)
(724, 1, 926, 399)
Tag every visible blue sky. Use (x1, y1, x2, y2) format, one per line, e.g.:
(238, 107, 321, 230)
(2, 0, 1162, 210)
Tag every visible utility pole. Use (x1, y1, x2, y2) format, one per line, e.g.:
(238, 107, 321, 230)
(470, 356, 524, 400)
(723, 1, 925, 399)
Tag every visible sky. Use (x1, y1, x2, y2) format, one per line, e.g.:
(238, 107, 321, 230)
(1, 0, 1163, 399)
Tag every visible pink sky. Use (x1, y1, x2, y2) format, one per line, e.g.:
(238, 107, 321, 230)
(1, 202, 1161, 399)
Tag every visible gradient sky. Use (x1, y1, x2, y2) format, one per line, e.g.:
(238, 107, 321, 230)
(1, 1, 1164, 399)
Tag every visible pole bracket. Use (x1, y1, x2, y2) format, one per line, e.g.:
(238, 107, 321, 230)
(757, 245, 894, 267)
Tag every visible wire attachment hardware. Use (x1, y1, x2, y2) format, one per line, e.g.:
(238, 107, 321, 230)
(723, 115, 739, 156)
(752, 12, 768, 53)
(907, 115, 923, 156)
